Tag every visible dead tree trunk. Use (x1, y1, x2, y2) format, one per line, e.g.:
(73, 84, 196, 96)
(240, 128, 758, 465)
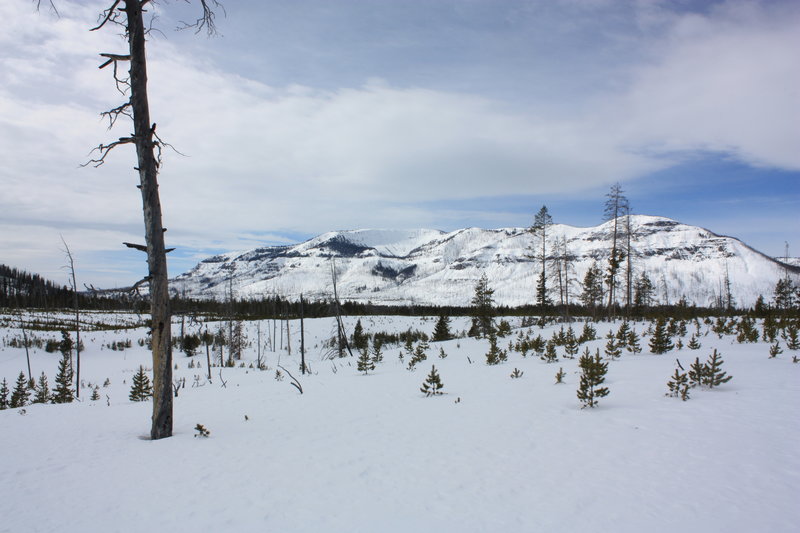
(125, 1, 172, 439)
(61, 237, 81, 398)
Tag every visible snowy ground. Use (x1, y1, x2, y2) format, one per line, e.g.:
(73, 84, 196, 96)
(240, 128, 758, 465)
(0, 312, 798, 532)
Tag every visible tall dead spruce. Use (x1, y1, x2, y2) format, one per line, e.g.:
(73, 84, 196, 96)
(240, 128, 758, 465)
(85, 0, 222, 440)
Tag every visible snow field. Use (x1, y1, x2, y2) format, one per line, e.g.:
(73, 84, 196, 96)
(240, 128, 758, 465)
(0, 313, 798, 532)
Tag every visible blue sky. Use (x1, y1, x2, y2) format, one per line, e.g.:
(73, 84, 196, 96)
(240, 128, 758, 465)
(1, 0, 798, 288)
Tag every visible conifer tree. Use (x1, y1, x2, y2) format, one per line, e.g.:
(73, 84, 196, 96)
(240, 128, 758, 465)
(52, 344, 75, 404)
(542, 340, 558, 363)
(90, 386, 100, 401)
(785, 323, 800, 351)
(768, 341, 782, 358)
(648, 318, 674, 354)
(438, 347, 448, 359)
(432, 314, 452, 342)
(563, 327, 579, 358)
(704, 349, 733, 389)
(687, 334, 702, 350)
(615, 322, 631, 349)
(351, 319, 368, 352)
(371, 340, 384, 365)
(688, 357, 706, 388)
(10, 371, 30, 408)
(129, 366, 153, 401)
(579, 322, 597, 343)
(420, 365, 444, 396)
(666, 364, 690, 401)
(626, 329, 642, 354)
(577, 351, 609, 408)
(555, 367, 565, 384)
(33, 372, 51, 404)
(604, 330, 621, 359)
(470, 273, 495, 338)
(0, 377, 9, 410)
(485, 328, 507, 365)
(357, 346, 375, 375)
(530, 205, 553, 308)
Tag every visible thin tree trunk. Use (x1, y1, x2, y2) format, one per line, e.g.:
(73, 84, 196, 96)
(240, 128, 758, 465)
(300, 294, 306, 375)
(125, 0, 172, 439)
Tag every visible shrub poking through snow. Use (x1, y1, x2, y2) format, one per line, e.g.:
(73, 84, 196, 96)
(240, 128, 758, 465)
(194, 424, 210, 437)
(420, 365, 444, 396)
(555, 367, 565, 384)
(769, 342, 782, 359)
(510, 368, 523, 379)
(129, 366, 153, 402)
(666, 362, 690, 401)
(577, 351, 609, 408)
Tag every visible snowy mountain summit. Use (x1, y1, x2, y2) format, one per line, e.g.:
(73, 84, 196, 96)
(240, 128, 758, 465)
(174, 216, 797, 307)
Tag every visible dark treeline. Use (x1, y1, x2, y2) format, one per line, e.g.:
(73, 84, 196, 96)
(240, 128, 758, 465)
(4, 264, 795, 321)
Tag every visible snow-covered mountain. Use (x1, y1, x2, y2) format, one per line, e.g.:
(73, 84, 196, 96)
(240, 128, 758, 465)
(173, 215, 798, 308)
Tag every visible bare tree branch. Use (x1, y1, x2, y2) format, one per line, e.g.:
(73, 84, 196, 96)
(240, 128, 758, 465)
(177, 0, 225, 36)
(80, 136, 135, 168)
(90, 0, 123, 32)
(34, 0, 59, 17)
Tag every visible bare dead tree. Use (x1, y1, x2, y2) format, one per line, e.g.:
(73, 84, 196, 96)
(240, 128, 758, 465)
(80, 0, 222, 439)
(60, 236, 81, 398)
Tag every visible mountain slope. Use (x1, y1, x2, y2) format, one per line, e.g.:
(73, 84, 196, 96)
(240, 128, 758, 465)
(173, 216, 798, 307)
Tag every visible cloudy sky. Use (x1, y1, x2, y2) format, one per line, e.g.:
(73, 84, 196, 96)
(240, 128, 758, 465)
(2, 0, 798, 288)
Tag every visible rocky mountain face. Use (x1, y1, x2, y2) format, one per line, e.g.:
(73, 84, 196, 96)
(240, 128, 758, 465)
(172, 215, 798, 308)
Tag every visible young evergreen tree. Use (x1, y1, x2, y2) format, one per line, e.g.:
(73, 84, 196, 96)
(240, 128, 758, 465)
(52, 343, 75, 404)
(687, 334, 702, 350)
(577, 351, 609, 408)
(615, 322, 631, 349)
(129, 366, 153, 401)
(784, 323, 800, 351)
(648, 318, 674, 354)
(0, 377, 9, 410)
(33, 372, 51, 404)
(626, 329, 642, 354)
(633, 272, 655, 311)
(581, 261, 604, 318)
(769, 341, 782, 358)
(10, 371, 31, 408)
(666, 364, 690, 401)
(420, 365, 444, 396)
(688, 357, 707, 388)
(704, 349, 733, 389)
(579, 322, 597, 343)
(604, 330, 621, 360)
(371, 340, 384, 365)
(555, 367, 566, 384)
(432, 314, 452, 342)
(351, 319, 368, 352)
(471, 273, 495, 338)
(90, 386, 100, 401)
(563, 327, 579, 358)
(542, 340, 558, 363)
(485, 328, 508, 365)
(357, 345, 375, 375)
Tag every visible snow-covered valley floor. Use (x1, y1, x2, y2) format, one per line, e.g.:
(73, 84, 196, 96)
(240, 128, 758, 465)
(1, 313, 798, 532)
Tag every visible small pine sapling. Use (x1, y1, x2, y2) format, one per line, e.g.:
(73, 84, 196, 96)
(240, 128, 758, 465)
(103, 378, 111, 387)
(704, 349, 733, 389)
(194, 423, 210, 437)
(666, 363, 690, 401)
(541, 340, 558, 363)
(129, 366, 153, 401)
(688, 357, 706, 388)
(648, 317, 674, 354)
(510, 368, 523, 379)
(485, 328, 508, 365)
(371, 340, 384, 365)
(687, 334, 702, 350)
(33, 372, 51, 404)
(769, 341, 782, 359)
(438, 346, 447, 359)
(0, 378, 9, 410)
(577, 351, 609, 408)
(615, 322, 631, 350)
(563, 327, 579, 358)
(90, 386, 100, 401)
(579, 322, 597, 343)
(676, 338, 684, 350)
(626, 329, 642, 354)
(555, 367, 565, 384)
(10, 371, 30, 408)
(420, 365, 444, 396)
(52, 347, 74, 404)
(784, 323, 800, 351)
(357, 346, 375, 375)
(604, 330, 621, 360)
